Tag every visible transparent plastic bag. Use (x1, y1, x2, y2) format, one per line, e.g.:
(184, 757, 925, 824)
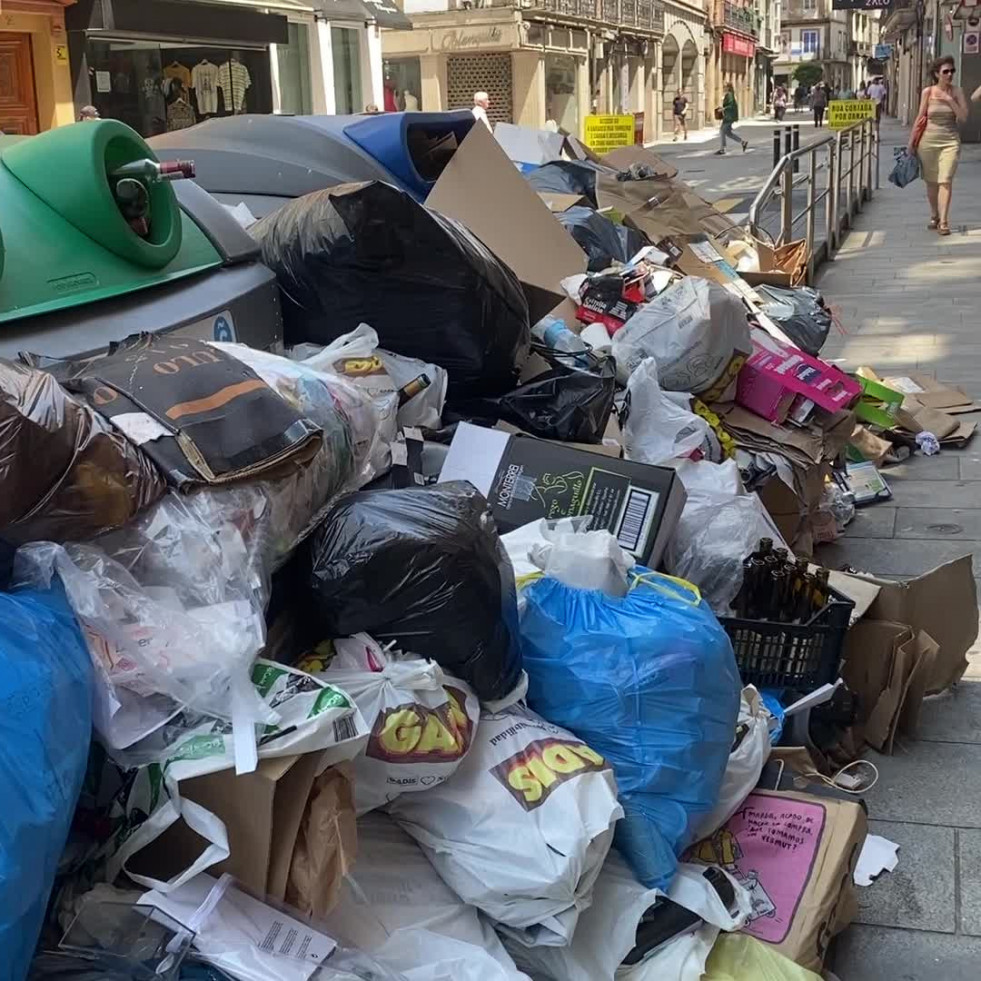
(17, 350, 381, 765)
(665, 460, 787, 615)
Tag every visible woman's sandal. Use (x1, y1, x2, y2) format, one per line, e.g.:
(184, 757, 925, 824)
(928, 216, 940, 230)
(939, 223, 951, 236)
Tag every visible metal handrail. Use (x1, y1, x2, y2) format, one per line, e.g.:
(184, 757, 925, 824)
(748, 118, 879, 283)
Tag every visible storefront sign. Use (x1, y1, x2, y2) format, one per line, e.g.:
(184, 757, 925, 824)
(583, 114, 635, 154)
(54, 45, 69, 65)
(722, 32, 756, 58)
(831, 0, 889, 8)
(874, 43, 894, 59)
(438, 25, 504, 51)
(828, 99, 876, 129)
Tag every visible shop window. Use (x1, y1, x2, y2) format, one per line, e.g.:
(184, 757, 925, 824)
(383, 57, 422, 111)
(332, 26, 362, 115)
(87, 39, 272, 138)
(277, 22, 313, 115)
(545, 53, 579, 135)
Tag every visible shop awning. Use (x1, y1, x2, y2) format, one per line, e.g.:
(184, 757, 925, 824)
(194, 0, 317, 11)
(358, 0, 412, 29)
(316, 0, 412, 29)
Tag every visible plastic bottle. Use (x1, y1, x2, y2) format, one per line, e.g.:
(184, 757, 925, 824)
(531, 315, 588, 355)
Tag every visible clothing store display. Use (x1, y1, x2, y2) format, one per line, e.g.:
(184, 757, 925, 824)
(192, 60, 220, 115)
(163, 61, 192, 91)
(218, 59, 251, 113)
(167, 98, 197, 132)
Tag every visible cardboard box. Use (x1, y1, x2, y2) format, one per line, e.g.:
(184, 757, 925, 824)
(177, 754, 323, 901)
(737, 334, 861, 423)
(537, 191, 589, 213)
(853, 369, 904, 428)
(688, 789, 867, 971)
(426, 121, 587, 324)
(439, 421, 686, 565)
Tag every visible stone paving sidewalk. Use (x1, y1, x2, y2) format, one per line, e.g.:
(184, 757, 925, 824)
(814, 117, 981, 979)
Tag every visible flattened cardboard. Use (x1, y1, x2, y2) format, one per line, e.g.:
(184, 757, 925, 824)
(426, 121, 587, 324)
(841, 621, 938, 753)
(494, 121, 569, 165)
(862, 555, 978, 694)
(884, 372, 976, 413)
(940, 420, 976, 446)
(537, 191, 589, 212)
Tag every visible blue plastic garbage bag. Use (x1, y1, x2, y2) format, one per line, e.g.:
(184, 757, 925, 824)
(888, 148, 920, 188)
(1, 583, 93, 981)
(520, 570, 741, 889)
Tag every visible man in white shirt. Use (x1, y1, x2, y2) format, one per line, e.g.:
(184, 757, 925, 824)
(868, 78, 887, 122)
(471, 91, 492, 131)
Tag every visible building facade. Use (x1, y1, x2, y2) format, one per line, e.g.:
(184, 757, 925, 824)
(773, 0, 850, 93)
(382, 0, 670, 142)
(0, 0, 76, 134)
(65, 0, 410, 137)
(706, 0, 759, 119)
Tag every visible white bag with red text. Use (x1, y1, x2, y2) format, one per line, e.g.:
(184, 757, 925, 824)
(388, 703, 623, 948)
(297, 633, 480, 815)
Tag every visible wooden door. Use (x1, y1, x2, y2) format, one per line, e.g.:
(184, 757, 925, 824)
(0, 33, 38, 135)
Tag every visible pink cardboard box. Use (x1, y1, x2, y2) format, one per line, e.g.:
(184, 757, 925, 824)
(736, 333, 860, 423)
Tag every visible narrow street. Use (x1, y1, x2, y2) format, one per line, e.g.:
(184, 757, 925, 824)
(668, 113, 981, 979)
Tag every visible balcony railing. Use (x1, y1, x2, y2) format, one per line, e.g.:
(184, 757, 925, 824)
(522, 0, 665, 31)
(714, 0, 759, 37)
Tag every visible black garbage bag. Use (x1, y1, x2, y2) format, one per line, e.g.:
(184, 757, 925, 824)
(306, 482, 522, 701)
(252, 181, 531, 398)
(556, 206, 649, 271)
(755, 284, 833, 356)
(524, 160, 615, 207)
(450, 347, 617, 444)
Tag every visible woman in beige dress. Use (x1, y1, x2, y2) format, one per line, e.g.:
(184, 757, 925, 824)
(910, 56, 968, 235)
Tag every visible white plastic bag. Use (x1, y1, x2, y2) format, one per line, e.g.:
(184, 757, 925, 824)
(103, 660, 368, 893)
(298, 634, 480, 815)
(664, 460, 787, 614)
(140, 874, 407, 981)
(389, 703, 623, 947)
(325, 813, 529, 981)
(692, 688, 772, 842)
(623, 359, 718, 466)
(298, 323, 448, 431)
(530, 528, 632, 597)
(505, 849, 752, 981)
(612, 278, 751, 397)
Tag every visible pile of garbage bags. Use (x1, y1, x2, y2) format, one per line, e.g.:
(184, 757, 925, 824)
(1, 120, 872, 981)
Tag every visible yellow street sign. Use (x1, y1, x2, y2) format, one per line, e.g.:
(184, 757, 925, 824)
(583, 114, 635, 154)
(828, 99, 876, 129)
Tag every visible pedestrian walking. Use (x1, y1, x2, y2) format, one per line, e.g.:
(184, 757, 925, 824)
(811, 83, 828, 128)
(773, 84, 787, 122)
(672, 91, 688, 141)
(868, 76, 887, 122)
(715, 83, 749, 155)
(793, 84, 804, 111)
(471, 91, 493, 131)
(910, 56, 968, 235)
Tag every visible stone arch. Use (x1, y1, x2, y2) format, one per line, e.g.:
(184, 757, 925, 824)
(663, 20, 702, 127)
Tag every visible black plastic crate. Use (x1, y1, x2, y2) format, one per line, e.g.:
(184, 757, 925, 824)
(720, 584, 855, 691)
